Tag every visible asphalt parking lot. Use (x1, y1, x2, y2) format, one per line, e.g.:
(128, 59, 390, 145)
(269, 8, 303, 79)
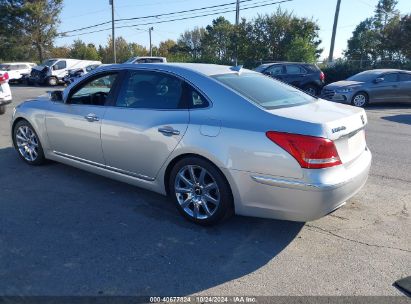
(0, 85, 410, 296)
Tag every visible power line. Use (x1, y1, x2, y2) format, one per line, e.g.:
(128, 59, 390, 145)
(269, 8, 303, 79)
(59, 0, 283, 35)
(60, 0, 292, 38)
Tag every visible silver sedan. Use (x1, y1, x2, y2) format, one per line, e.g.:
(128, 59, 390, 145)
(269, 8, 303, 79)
(11, 63, 372, 225)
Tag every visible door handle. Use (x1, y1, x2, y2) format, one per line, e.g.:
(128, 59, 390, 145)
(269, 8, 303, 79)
(158, 127, 180, 136)
(84, 113, 99, 122)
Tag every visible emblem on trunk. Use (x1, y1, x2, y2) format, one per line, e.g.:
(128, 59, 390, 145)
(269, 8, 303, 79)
(332, 126, 347, 133)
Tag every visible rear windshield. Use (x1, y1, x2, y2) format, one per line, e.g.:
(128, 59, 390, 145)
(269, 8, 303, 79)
(212, 72, 314, 109)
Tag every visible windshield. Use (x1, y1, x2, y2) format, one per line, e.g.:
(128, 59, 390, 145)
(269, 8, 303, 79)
(212, 72, 315, 109)
(39, 59, 57, 67)
(348, 71, 380, 82)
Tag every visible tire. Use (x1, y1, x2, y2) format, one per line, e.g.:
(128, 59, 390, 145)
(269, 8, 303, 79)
(169, 156, 234, 226)
(47, 77, 58, 86)
(0, 106, 5, 115)
(13, 120, 46, 166)
(303, 85, 319, 96)
(351, 92, 369, 107)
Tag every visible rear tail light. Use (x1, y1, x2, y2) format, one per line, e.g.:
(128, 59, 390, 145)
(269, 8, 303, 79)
(0, 72, 9, 83)
(320, 71, 325, 82)
(266, 131, 342, 169)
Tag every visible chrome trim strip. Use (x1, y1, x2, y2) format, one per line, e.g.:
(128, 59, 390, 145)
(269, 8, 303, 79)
(250, 175, 346, 191)
(53, 151, 155, 181)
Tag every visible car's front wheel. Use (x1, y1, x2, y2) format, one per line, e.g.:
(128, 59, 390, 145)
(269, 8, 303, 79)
(169, 156, 234, 225)
(352, 92, 369, 107)
(13, 120, 45, 165)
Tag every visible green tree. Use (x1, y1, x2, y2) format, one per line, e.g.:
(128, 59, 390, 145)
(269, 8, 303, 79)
(158, 39, 176, 57)
(175, 27, 205, 60)
(69, 39, 100, 60)
(22, 0, 63, 62)
(129, 42, 148, 57)
(201, 17, 235, 64)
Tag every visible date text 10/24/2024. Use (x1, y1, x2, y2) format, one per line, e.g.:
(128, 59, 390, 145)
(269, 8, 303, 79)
(149, 296, 257, 303)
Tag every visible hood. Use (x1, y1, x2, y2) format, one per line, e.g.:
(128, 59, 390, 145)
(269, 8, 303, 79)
(325, 80, 363, 89)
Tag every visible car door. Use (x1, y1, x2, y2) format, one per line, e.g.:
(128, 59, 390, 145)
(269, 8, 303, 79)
(398, 73, 411, 102)
(101, 69, 190, 180)
(52, 60, 67, 79)
(369, 73, 400, 103)
(283, 65, 307, 88)
(45, 72, 120, 164)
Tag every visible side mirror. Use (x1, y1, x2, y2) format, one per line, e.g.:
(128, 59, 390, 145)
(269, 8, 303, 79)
(48, 90, 63, 102)
(374, 77, 384, 83)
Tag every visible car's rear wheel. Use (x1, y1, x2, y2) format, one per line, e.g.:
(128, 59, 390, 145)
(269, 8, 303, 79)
(13, 120, 45, 165)
(352, 92, 369, 107)
(0, 106, 5, 115)
(169, 156, 234, 225)
(303, 85, 318, 96)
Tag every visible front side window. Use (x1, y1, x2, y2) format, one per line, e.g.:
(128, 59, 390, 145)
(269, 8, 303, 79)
(116, 71, 184, 109)
(381, 73, 398, 83)
(213, 72, 314, 109)
(265, 65, 283, 76)
(68, 73, 118, 106)
(54, 61, 67, 70)
(399, 74, 411, 82)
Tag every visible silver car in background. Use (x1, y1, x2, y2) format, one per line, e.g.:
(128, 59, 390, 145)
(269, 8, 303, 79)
(11, 63, 371, 225)
(321, 69, 411, 107)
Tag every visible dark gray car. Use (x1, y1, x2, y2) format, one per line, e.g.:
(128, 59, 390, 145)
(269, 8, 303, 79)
(321, 69, 411, 107)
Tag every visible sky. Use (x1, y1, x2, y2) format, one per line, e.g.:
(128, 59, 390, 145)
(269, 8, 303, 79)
(56, 0, 411, 60)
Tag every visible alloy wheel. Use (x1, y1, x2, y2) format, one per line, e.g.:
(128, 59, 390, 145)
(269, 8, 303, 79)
(15, 125, 39, 162)
(353, 94, 367, 107)
(174, 165, 221, 220)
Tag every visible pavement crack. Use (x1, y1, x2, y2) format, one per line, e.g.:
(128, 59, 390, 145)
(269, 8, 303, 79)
(305, 224, 411, 253)
(370, 173, 411, 184)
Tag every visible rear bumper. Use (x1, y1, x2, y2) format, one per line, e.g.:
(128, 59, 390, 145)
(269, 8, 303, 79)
(227, 148, 372, 222)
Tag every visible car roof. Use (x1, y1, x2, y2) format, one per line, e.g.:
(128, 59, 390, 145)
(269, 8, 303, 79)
(99, 63, 256, 77)
(260, 62, 314, 66)
(1, 62, 35, 65)
(360, 69, 406, 74)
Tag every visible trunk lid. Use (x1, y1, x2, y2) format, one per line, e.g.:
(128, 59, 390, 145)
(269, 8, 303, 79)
(267, 99, 368, 164)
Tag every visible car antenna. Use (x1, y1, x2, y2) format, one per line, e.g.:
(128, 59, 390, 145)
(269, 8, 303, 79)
(230, 65, 243, 74)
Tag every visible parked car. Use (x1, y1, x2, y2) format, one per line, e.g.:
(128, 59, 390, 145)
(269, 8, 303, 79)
(124, 56, 167, 64)
(11, 63, 371, 225)
(321, 69, 411, 107)
(29, 58, 102, 86)
(0, 62, 36, 83)
(254, 62, 325, 96)
(0, 71, 12, 114)
(63, 64, 102, 85)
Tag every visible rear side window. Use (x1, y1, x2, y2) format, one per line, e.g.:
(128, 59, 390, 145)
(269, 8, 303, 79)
(213, 73, 314, 109)
(116, 70, 184, 109)
(285, 65, 306, 74)
(382, 73, 398, 82)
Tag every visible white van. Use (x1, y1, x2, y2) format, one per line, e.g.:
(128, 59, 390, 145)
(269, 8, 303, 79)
(0, 62, 36, 82)
(29, 58, 102, 86)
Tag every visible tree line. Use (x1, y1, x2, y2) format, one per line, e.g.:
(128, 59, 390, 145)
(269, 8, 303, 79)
(0, 0, 410, 71)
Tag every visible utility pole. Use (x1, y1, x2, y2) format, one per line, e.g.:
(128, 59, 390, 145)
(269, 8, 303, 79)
(328, 0, 341, 63)
(109, 0, 116, 63)
(234, 0, 240, 66)
(149, 27, 154, 57)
